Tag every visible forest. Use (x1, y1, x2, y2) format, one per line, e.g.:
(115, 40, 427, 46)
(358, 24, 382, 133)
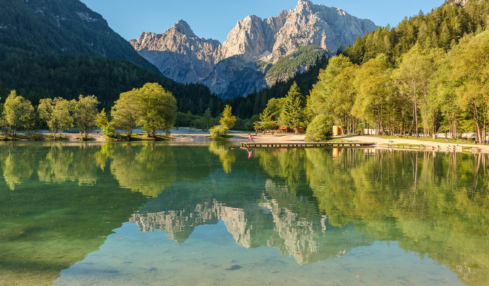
(250, 0, 489, 142)
(304, 0, 489, 142)
(2, 0, 489, 138)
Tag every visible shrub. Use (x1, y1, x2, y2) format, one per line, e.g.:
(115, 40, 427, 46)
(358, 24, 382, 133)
(210, 125, 229, 138)
(102, 123, 118, 138)
(305, 115, 334, 142)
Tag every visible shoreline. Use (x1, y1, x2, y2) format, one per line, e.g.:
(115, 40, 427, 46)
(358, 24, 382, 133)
(2, 132, 488, 153)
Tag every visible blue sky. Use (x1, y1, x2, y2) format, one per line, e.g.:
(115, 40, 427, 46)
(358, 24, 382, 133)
(80, 0, 445, 42)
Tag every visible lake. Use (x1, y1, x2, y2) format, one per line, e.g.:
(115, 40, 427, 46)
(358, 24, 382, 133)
(0, 142, 488, 286)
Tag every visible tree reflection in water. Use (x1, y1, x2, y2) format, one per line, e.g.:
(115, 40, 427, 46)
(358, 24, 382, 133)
(1, 143, 489, 285)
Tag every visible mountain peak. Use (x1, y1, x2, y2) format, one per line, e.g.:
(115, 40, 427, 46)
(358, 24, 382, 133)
(296, 0, 313, 7)
(172, 20, 196, 37)
(133, 0, 378, 98)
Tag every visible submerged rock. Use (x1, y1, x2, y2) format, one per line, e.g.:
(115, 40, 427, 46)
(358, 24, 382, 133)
(224, 264, 242, 271)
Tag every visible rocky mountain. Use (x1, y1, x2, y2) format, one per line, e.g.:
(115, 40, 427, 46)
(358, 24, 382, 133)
(130, 180, 374, 265)
(452, 0, 470, 5)
(0, 0, 223, 115)
(131, 0, 377, 98)
(130, 20, 222, 83)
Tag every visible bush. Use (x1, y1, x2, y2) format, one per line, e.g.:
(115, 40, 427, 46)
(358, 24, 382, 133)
(305, 115, 334, 142)
(209, 125, 229, 138)
(101, 123, 118, 138)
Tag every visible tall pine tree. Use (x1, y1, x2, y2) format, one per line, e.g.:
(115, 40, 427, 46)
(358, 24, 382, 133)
(279, 82, 305, 133)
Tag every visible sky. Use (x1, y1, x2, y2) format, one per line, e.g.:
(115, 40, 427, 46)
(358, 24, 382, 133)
(80, 0, 445, 43)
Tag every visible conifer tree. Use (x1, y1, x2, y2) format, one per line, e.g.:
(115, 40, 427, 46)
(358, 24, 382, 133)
(279, 82, 305, 133)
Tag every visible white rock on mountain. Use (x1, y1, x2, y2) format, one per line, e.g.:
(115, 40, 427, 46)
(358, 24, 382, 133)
(271, 0, 377, 61)
(220, 11, 288, 61)
(130, 0, 378, 97)
(130, 20, 222, 83)
(452, 0, 469, 5)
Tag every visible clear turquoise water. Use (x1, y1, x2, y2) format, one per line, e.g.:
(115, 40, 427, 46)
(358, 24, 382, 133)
(1, 142, 488, 285)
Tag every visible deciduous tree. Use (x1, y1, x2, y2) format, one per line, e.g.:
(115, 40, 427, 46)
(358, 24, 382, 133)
(111, 89, 140, 139)
(3, 90, 36, 137)
(71, 95, 100, 139)
(220, 105, 236, 130)
(38, 97, 73, 139)
(137, 83, 177, 137)
(450, 30, 489, 143)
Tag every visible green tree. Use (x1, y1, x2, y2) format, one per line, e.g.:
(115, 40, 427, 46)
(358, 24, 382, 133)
(265, 97, 286, 120)
(0, 96, 5, 135)
(71, 95, 100, 139)
(203, 108, 212, 130)
(352, 55, 390, 135)
(418, 48, 446, 136)
(450, 31, 489, 143)
(111, 89, 140, 139)
(209, 125, 229, 138)
(392, 46, 438, 138)
(38, 97, 73, 138)
(258, 107, 275, 131)
(310, 55, 354, 116)
(303, 95, 316, 127)
(137, 83, 177, 137)
(95, 108, 115, 137)
(95, 109, 109, 129)
(311, 55, 360, 134)
(305, 115, 334, 142)
(279, 82, 305, 133)
(3, 90, 36, 136)
(429, 51, 458, 139)
(220, 105, 236, 130)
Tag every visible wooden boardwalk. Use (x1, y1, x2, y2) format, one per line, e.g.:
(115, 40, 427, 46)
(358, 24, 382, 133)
(240, 142, 375, 148)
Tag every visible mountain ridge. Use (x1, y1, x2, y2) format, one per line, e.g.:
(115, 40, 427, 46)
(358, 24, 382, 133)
(0, 0, 161, 74)
(130, 0, 378, 98)
(0, 0, 224, 117)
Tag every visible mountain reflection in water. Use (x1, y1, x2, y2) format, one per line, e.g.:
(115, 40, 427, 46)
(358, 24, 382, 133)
(0, 142, 488, 285)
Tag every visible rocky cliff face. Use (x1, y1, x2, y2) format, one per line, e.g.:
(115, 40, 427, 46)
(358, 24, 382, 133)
(220, 11, 288, 60)
(129, 180, 373, 266)
(270, 0, 377, 61)
(130, 20, 222, 83)
(130, 0, 377, 97)
(200, 55, 269, 98)
(452, 0, 470, 5)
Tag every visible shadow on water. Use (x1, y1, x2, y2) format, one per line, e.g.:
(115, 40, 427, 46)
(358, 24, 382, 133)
(0, 142, 489, 285)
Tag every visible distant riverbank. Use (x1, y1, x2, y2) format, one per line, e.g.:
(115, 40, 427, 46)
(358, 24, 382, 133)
(3, 130, 488, 154)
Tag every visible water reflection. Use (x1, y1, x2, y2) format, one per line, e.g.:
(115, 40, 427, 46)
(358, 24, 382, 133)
(0, 143, 488, 285)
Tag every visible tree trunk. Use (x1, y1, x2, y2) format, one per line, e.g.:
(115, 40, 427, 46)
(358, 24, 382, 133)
(378, 107, 381, 136)
(484, 108, 487, 145)
(414, 99, 419, 138)
(453, 114, 457, 140)
(402, 107, 405, 137)
(474, 104, 481, 144)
